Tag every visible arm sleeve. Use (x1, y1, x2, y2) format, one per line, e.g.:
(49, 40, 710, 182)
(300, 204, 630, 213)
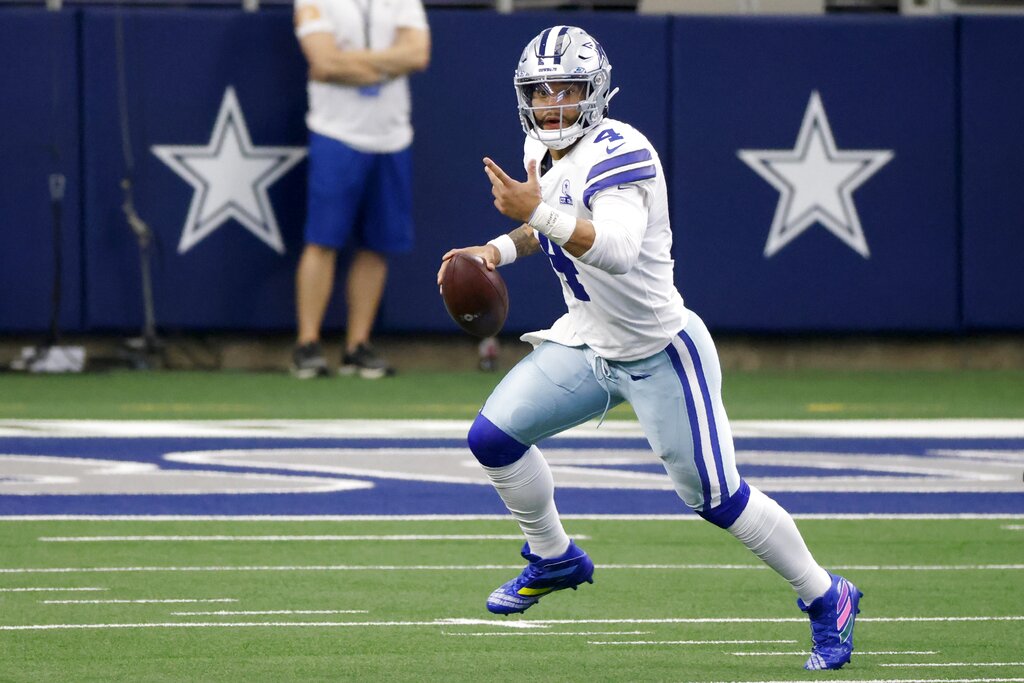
(575, 184, 649, 275)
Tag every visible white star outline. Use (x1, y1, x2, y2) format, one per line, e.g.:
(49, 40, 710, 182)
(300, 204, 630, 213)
(738, 91, 894, 259)
(151, 87, 307, 255)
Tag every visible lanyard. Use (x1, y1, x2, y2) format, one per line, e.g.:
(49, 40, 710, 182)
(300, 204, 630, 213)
(352, 0, 372, 49)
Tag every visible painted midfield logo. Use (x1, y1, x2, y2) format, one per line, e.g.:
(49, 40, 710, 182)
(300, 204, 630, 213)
(738, 91, 893, 259)
(151, 87, 307, 255)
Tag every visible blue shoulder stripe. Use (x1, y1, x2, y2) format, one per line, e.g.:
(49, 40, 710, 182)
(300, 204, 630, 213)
(583, 165, 656, 210)
(586, 149, 653, 183)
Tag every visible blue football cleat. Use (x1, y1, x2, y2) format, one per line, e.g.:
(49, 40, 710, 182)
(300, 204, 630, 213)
(798, 573, 862, 670)
(486, 540, 594, 615)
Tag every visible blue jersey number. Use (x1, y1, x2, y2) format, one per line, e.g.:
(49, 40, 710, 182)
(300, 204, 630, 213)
(594, 129, 624, 144)
(538, 234, 590, 302)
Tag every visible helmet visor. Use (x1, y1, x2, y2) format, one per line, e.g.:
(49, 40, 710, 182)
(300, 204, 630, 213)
(519, 79, 588, 106)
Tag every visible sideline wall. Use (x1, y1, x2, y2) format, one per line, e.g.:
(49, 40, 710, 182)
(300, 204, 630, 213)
(0, 9, 1020, 333)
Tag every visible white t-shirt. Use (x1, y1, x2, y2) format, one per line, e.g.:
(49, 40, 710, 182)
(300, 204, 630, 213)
(294, 0, 428, 153)
(521, 118, 690, 362)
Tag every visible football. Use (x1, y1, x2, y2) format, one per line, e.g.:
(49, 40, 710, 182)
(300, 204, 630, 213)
(441, 253, 509, 338)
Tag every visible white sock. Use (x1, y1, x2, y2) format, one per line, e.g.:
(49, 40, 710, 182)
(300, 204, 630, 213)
(726, 485, 832, 603)
(482, 445, 570, 559)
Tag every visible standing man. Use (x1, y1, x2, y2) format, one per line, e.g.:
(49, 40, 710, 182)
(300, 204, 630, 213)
(437, 26, 861, 671)
(291, 0, 429, 379)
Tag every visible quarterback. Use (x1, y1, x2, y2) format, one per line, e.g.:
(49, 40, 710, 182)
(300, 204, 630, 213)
(437, 26, 861, 671)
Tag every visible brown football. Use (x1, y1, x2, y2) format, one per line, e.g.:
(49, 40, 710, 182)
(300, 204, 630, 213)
(441, 253, 509, 338)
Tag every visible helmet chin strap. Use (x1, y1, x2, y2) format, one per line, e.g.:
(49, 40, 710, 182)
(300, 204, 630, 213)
(605, 86, 620, 108)
(528, 102, 587, 150)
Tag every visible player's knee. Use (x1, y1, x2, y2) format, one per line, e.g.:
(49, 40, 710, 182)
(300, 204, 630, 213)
(467, 413, 529, 468)
(695, 479, 751, 529)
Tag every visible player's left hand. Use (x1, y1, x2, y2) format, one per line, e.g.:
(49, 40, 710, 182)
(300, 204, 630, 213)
(484, 157, 542, 224)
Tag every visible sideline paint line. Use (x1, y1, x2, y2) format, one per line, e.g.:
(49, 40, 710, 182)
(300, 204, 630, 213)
(588, 639, 797, 646)
(2, 418, 1023, 439)
(5, 514, 1024, 521)
(171, 610, 368, 616)
(37, 535, 577, 543)
(0, 618, 1016, 634)
(706, 679, 1024, 683)
(444, 631, 653, 637)
(881, 664, 1024, 668)
(730, 651, 939, 656)
(2, 563, 1022, 574)
(41, 598, 238, 605)
(435, 617, 1024, 626)
(1, 564, 524, 574)
(0, 620, 514, 632)
(0, 587, 106, 592)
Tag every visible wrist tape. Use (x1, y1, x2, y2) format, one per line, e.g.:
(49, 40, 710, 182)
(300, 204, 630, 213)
(528, 202, 576, 246)
(486, 234, 517, 267)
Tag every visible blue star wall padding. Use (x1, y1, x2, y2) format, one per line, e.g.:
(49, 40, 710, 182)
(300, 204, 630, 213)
(80, 8, 310, 330)
(2, 8, 1021, 333)
(0, 9, 83, 333)
(960, 17, 1024, 329)
(670, 17, 959, 332)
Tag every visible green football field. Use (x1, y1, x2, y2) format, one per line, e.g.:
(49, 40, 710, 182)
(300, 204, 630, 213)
(2, 368, 1024, 419)
(1, 368, 1022, 681)
(0, 518, 1021, 682)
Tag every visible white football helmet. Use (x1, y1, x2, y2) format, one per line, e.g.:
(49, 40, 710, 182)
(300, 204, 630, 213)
(515, 26, 619, 150)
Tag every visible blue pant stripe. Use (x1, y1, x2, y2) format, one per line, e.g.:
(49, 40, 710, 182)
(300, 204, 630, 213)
(664, 342, 712, 511)
(678, 330, 729, 504)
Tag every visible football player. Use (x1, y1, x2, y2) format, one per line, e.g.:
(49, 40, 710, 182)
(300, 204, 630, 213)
(437, 26, 860, 671)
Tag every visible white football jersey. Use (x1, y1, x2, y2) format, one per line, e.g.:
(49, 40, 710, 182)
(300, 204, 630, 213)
(294, 0, 428, 153)
(521, 118, 689, 362)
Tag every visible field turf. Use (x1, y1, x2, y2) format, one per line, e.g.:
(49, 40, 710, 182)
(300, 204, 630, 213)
(2, 368, 1023, 419)
(1, 518, 1021, 682)
(1, 368, 1022, 681)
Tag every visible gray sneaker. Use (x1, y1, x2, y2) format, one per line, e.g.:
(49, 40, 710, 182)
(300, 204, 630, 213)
(340, 343, 395, 379)
(291, 342, 329, 379)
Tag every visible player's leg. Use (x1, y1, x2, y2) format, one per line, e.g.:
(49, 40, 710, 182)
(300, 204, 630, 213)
(627, 312, 860, 670)
(294, 133, 370, 377)
(467, 342, 621, 614)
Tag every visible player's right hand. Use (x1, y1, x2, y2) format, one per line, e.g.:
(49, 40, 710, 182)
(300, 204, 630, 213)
(437, 245, 499, 290)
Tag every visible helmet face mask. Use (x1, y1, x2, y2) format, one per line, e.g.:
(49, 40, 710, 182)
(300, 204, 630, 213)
(515, 26, 618, 151)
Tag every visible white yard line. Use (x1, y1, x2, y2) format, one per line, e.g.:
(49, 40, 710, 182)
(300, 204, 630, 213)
(1002, 525, 1024, 531)
(0, 587, 106, 592)
(729, 651, 940, 656)
(171, 610, 368, 616)
(4, 513, 1024, 521)
(444, 631, 653, 637)
(41, 598, 237, 605)
(707, 679, 1024, 683)
(0, 613, 1019, 634)
(435, 616, 1024, 626)
(2, 563, 1021, 574)
(36, 534, 580, 543)
(880, 664, 1024, 668)
(0, 620, 503, 632)
(588, 639, 797, 646)
(2, 418, 1023, 439)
